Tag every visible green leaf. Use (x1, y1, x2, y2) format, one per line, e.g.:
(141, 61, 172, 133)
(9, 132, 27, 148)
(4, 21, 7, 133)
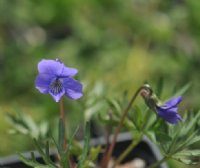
(60, 152, 70, 168)
(31, 152, 36, 160)
(106, 98, 122, 114)
(179, 111, 200, 137)
(61, 127, 79, 168)
(123, 118, 136, 131)
(129, 106, 151, 132)
(171, 83, 191, 98)
(33, 139, 56, 166)
(132, 106, 143, 129)
(45, 140, 50, 158)
(35, 166, 55, 168)
(77, 122, 90, 168)
(155, 132, 172, 143)
(156, 76, 164, 98)
(187, 135, 200, 146)
(175, 150, 200, 157)
(174, 130, 199, 153)
(59, 126, 80, 168)
(145, 131, 156, 143)
(19, 153, 38, 167)
(153, 119, 168, 133)
(19, 153, 51, 168)
(51, 136, 60, 154)
(172, 156, 196, 165)
(142, 109, 156, 130)
(89, 146, 101, 161)
(98, 112, 119, 125)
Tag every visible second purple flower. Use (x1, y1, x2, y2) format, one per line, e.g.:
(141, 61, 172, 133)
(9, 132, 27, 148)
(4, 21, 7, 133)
(156, 96, 182, 124)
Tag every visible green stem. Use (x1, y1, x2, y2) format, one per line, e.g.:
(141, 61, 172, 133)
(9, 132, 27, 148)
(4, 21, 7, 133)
(101, 85, 149, 168)
(60, 97, 66, 149)
(147, 156, 169, 168)
(59, 97, 75, 168)
(114, 134, 142, 166)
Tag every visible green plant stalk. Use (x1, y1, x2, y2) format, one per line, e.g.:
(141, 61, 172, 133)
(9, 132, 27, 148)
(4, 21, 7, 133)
(101, 86, 148, 168)
(147, 156, 169, 168)
(60, 96, 66, 150)
(59, 97, 75, 168)
(114, 134, 143, 166)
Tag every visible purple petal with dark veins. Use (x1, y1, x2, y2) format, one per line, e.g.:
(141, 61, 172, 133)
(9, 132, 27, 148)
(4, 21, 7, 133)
(49, 87, 65, 102)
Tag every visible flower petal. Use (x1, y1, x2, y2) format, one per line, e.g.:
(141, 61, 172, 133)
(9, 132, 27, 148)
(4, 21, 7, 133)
(61, 67, 78, 77)
(38, 59, 64, 76)
(63, 78, 83, 100)
(159, 106, 178, 113)
(35, 74, 53, 94)
(157, 108, 182, 124)
(49, 87, 65, 102)
(164, 96, 182, 108)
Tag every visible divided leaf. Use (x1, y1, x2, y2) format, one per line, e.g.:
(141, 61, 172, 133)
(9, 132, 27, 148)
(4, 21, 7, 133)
(77, 122, 90, 168)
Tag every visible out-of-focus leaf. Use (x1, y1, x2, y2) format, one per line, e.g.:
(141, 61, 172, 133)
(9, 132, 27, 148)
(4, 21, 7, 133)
(145, 131, 156, 143)
(172, 156, 196, 165)
(89, 146, 101, 161)
(156, 76, 164, 98)
(6, 111, 50, 140)
(187, 135, 200, 146)
(19, 152, 57, 168)
(132, 106, 143, 129)
(171, 83, 191, 98)
(153, 119, 168, 133)
(106, 98, 122, 114)
(33, 139, 56, 166)
(179, 111, 200, 137)
(39, 121, 49, 138)
(142, 109, 156, 130)
(77, 122, 90, 168)
(123, 118, 136, 131)
(155, 132, 172, 143)
(174, 150, 200, 157)
(60, 126, 80, 168)
(45, 141, 50, 158)
(98, 112, 119, 125)
(19, 153, 44, 167)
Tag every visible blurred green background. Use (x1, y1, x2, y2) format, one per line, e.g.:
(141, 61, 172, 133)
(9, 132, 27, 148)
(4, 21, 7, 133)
(0, 0, 200, 167)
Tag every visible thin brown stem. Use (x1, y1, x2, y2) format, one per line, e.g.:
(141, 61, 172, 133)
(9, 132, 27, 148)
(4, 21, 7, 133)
(101, 86, 146, 168)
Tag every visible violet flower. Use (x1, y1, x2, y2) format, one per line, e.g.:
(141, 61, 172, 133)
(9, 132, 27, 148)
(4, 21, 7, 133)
(35, 59, 83, 102)
(156, 96, 182, 124)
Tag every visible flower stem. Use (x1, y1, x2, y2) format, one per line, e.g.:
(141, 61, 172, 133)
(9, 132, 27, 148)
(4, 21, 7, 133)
(114, 134, 142, 167)
(59, 97, 75, 168)
(147, 156, 169, 168)
(101, 86, 147, 168)
(60, 96, 65, 119)
(60, 97, 66, 149)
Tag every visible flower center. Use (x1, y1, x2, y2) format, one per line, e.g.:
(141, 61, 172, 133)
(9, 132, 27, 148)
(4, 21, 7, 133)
(50, 79, 63, 95)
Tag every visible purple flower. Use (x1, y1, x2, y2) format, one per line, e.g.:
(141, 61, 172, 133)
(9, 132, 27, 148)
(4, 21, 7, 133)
(35, 59, 83, 102)
(156, 96, 182, 124)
